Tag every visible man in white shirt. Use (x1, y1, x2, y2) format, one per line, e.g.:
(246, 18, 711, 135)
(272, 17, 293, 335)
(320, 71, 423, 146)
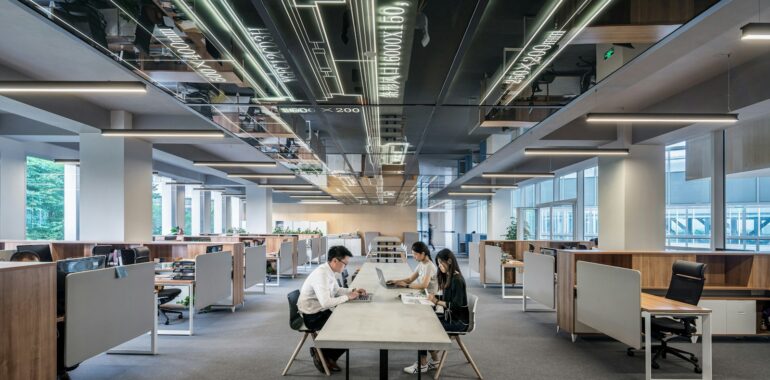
(299, 246, 367, 373)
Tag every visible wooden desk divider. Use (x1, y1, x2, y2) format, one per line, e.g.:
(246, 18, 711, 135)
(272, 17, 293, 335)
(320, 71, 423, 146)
(244, 245, 267, 293)
(0, 262, 57, 380)
(65, 262, 156, 367)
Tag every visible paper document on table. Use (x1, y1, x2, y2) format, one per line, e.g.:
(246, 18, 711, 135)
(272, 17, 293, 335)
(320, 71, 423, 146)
(400, 292, 433, 305)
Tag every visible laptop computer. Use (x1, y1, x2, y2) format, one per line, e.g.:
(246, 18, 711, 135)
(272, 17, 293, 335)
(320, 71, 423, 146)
(376, 267, 399, 289)
(350, 293, 373, 302)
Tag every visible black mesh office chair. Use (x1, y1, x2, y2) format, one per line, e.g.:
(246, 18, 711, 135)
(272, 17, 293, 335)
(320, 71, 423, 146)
(132, 246, 151, 263)
(92, 245, 114, 260)
(282, 290, 330, 376)
(157, 287, 183, 325)
(645, 260, 706, 373)
(528, 243, 535, 252)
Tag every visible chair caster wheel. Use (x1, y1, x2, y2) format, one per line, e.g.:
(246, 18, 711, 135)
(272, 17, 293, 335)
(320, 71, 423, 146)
(165, 321, 170, 325)
(626, 348, 634, 357)
(178, 315, 183, 320)
(652, 362, 660, 369)
(694, 366, 702, 374)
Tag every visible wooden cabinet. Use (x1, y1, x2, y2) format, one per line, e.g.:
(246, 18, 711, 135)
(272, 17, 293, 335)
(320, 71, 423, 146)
(0, 262, 56, 380)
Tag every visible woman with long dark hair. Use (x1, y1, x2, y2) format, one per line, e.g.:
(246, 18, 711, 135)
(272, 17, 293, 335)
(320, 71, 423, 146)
(403, 248, 469, 374)
(387, 241, 438, 293)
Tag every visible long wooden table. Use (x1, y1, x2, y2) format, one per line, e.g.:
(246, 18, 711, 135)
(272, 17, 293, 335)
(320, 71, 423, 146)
(314, 262, 452, 379)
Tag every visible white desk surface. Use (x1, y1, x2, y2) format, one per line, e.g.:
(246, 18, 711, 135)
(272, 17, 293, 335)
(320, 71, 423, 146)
(314, 262, 452, 351)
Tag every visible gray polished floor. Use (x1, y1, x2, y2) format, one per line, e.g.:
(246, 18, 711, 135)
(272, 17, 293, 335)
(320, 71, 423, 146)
(70, 257, 770, 380)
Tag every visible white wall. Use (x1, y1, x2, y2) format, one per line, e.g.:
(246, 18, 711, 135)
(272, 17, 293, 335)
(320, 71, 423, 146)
(0, 137, 26, 239)
(488, 189, 513, 240)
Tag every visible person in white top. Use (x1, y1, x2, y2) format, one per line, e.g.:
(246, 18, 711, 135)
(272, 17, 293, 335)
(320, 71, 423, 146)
(298, 246, 367, 373)
(388, 241, 438, 294)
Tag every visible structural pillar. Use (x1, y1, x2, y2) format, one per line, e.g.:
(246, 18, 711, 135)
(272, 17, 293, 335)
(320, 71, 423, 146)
(63, 163, 79, 240)
(201, 190, 212, 234)
(161, 179, 174, 235)
(174, 186, 186, 233)
(191, 188, 201, 236)
(488, 189, 513, 240)
(79, 111, 152, 241)
(213, 191, 223, 233)
(246, 185, 272, 234)
(0, 137, 26, 239)
(711, 131, 725, 250)
(598, 145, 665, 250)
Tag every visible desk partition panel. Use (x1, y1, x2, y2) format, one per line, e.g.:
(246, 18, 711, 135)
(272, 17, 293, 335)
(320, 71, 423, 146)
(469, 242, 480, 277)
(310, 237, 323, 262)
(484, 245, 503, 283)
(576, 261, 642, 349)
(195, 252, 233, 309)
(65, 262, 155, 367)
(523, 252, 556, 309)
(244, 246, 267, 289)
(279, 242, 294, 275)
(297, 239, 310, 266)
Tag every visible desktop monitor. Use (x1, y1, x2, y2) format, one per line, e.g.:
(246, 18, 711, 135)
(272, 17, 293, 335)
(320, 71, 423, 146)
(16, 244, 53, 262)
(56, 256, 106, 274)
(540, 248, 557, 257)
(206, 245, 223, 253)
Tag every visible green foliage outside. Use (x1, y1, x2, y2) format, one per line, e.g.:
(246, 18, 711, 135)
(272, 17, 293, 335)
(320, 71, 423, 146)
(26, 157, 64, 240)
(152, 183, 162, 235)
(503, 217, 530, 240)
(273, 225, 323, 235)
(226, 227, 248, 234)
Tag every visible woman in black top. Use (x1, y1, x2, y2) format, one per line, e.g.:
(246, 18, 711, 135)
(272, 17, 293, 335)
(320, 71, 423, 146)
(404, 248, 469, 375)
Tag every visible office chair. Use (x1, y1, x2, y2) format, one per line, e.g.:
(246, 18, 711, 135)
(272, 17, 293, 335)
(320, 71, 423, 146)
(10, 251, 40, 262)
(528, 243, 535, 252)
(132, 246, 151, 263)
(282, 290, 331, 376)
(637, 260, 706, 373)
(157, 286, 183, 325)
(433, 294, 483, 380)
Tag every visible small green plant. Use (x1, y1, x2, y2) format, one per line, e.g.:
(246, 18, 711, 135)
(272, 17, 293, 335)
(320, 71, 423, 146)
(170, 226, 178, 234)
(177, 295, 192, 307)
(504, 217, 517, 240)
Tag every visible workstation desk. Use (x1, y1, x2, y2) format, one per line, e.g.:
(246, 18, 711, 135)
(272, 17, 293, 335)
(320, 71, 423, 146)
(557, 249, 770, 338)
(314, 262, 452, 379)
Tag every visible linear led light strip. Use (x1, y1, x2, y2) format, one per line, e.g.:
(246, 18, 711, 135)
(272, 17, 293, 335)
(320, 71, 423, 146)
(350, 0, 381, 171)
(524, 147, 629, 156)
(482, 172, 555, 178)
(227, 173, 296, 179)
(193, 161, 276, 168)
(300, 200, 342, 204)
(585, 113, 738, 123)
(503, 0, 615, 105)
(290, 195, 332, 198)
(741, 23, 770, 40)
(448, 192, 495, 197)
(461, 184, 519, 189)
(277, 190, 325, 194)
(479, 0, 564, 105)
(260, 184, 315, 189)
(171, 0, 268, 99)
(0, 81, 146, 93)
(210, 1, 294, 100)
(106, 1, 224, 97)
(102, 129, 225, 138)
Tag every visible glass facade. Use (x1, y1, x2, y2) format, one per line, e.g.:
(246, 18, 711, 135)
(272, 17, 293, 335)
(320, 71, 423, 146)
(665, 141, 712, 248)
(26, 156, 65, 240)
(583, 167, 599, 240)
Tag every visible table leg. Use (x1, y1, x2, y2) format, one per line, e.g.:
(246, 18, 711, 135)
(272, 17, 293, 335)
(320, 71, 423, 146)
(417, 351, 422, 380)
(379, 349, 388, 379)
(702, 314, 712, 380)
(189, 284, 195, 335)
(501, 266, 505, 298)
(346, 349, 350, 380)
(643, 311, 651, 380)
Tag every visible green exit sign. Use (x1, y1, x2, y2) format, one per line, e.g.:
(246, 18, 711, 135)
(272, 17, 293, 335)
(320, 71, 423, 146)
(604, 47, 615, 60)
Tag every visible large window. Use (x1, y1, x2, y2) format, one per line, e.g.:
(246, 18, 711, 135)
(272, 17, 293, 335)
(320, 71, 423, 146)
(725, 178, 770, 250)
(665, 140, 712, 248)
(152, 175, 163, 235)
(26, 157, 64, 240)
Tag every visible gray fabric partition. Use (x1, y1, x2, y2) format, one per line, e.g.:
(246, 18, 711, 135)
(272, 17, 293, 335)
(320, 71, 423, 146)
(576, 261, 642, 349)
(245, 246, 267, 289)
(278, 242, 294, 275)
(65, 262, 155, 367)
(523, 252, 556, 309)
(195, 252, 233, 309)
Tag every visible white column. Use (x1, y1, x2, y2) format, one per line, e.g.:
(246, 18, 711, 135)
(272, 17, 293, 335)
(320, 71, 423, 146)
(489, 189, 513, 240)
(711, 131, 725, 250)
(0, 137, 26, 239)
(230, 197, 241, 230)
(79, 111, 153, 241)
(246, 185, 272, 234)
(201, 191, 212, 234)
(63, 164, 79, 240)
(161, 180, 173, 235)
(598, 145, 665, 250)
(174, 186, 186, 232)
(191, 188, 201, 236)
(224, 196, 233, 232)
(213, 191, 223, 233)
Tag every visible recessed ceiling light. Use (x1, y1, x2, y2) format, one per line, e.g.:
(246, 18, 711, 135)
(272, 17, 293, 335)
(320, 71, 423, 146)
(276, 190, 324, 194)
(741, 23, 770, 40)
(524, 148, 629, 156)
(586, 113, 738, 123)
(448, 192, 495, 197)
(102, 129, 225, 138)
(479, 120, 538, 128)
(165, 182, 203, 186)
(193, 161, 276, 168)
(461, 184, 518, 189)
(0, 81, 147, 93)
(227, 173, 296, 179)
(299, 200, 342, 205)
(482, 172, 554, 178)
(290, 195, 332, 198)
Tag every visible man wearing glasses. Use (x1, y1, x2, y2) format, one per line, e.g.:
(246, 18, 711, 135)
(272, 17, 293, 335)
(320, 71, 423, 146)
(298, 245, 368, 373)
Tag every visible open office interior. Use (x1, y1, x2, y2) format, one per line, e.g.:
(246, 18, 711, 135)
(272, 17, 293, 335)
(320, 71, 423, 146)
(2, 0, 770, 379)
